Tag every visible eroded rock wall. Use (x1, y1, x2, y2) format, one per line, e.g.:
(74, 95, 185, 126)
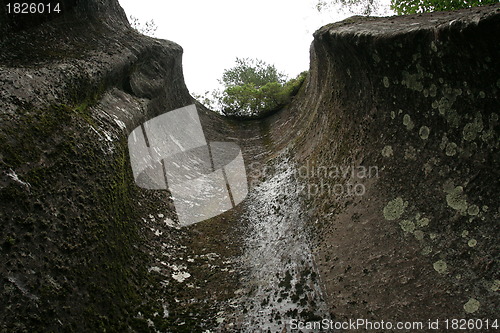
(1, 1, 499, 332)
(0, 0, 129, 38)
(0, 1, 194, 330)
(292, 4, 500, 323)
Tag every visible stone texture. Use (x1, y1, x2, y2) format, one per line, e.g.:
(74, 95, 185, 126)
(1, 1, 499, 331)
(295, 3, 500, 324)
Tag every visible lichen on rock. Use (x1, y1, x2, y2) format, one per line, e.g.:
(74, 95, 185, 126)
(463, 298, 480, 313)
(419, 126, 430, 140)
(433, 260, 448, 274)
(381, 145, 394, 157)
(445, 186, 468, 213)
(383, 197, 407, 220)
(403, 114, 414, 130)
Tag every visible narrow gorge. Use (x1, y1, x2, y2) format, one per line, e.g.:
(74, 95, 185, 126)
(1, 1, 498, 332)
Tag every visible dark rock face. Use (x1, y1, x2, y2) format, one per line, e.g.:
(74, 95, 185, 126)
(1, 0, 499, 331)
(0, 0, 193, 331)
(0, 0, 129, 38)
(295, 4, 500, 324)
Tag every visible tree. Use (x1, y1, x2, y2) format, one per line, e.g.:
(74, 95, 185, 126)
(316, 0, 498, 15)
(129, 15, 157, 37)
(390, 0, 498, 15)
(221, 58, 286, 88)
(195, 58, 307, 119)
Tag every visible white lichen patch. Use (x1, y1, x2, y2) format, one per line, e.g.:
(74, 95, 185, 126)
(463, 113, 483, 142)
(148, 266, 161, 273)
(416, 215, 429, 228)
(445, 142, 457, 156)
(467, 204, 479, 216)
(404, 146, 417, 160)
(381, 145, 393, 157)
(172, 271, 191, 283)
(403, 114, 414, 130)
(439, 134, 448, 150)
(430, 41, 438, 52)
(433, 260, 448, 274)
(490, 280, 500, 292)
(463, 298, 480, 313)
(491, 112, 499, 123)
(480, 129, 495, 143)
(422, 157, 439, 176)
(414, 230, 425, 241)
(429, 83, 437, 97)
(445, 186, 468, 213)
(423, 162, 432, 175)
(419, 126, 430, 140)
(446, 109, 460, 128)
(201, 253, 220, 261)
(467, 239, 477, 247)
(383, 76, 390, 88)
(399, 220, 415, 233)
(437, 97, 451, 115)
(383, 197, 407, 220)
(463, 123, 477, 141)
(164, 218, 180, 229)
(401, 71, 424, 92)
(421, 246, 432, 255)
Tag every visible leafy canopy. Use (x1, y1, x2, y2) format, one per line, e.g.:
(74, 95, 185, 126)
(195, 58, 307, 119)
(221, 58, 286, 88)
(316, 0, 498, 15)
(391, 0, 498, 14)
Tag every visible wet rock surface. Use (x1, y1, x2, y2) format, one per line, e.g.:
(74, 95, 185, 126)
(1, 1, 499, 332)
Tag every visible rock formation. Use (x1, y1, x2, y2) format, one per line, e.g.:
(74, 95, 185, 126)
(1, 0, 498, 331)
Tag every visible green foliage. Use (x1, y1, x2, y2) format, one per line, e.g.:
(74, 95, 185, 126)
(221, 57, 286, 88)
(316, 0, 497, 15)
(195, 57, 307, 119)
(221, 82, 284, 117)
(390, 0, 498, 14)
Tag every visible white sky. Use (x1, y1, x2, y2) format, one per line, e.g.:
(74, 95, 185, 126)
(118, 0, 393, 95)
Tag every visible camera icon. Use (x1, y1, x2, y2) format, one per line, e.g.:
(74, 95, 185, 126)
(128, 104, 248, 226)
